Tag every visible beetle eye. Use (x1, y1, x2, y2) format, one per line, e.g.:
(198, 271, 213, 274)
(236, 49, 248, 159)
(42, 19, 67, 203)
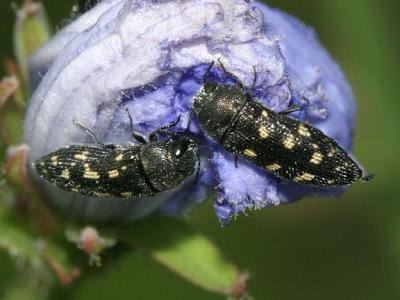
(173, 138, 193, 158)
(175, 141, 189, 157)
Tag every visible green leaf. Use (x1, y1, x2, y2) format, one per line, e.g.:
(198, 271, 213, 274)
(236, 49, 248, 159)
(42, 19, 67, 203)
(1, 276, 46, 300)
(0, 178, 14, 207)
(0, 204, 81, 288)
(0, 76, 19, 109)
(0, 204, 42, 262)
(13, 1, 51, 91)
(0, 204, 55, 298)
(0, 102, 24, 144)
(2, 145, 31, 192)
(43, 238, 82, 286)
(0, 74, 24, 144)
(118, 216, 247, 297)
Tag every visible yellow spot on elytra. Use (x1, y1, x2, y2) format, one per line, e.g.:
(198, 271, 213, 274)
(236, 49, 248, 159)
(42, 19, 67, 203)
(258, 125, 269, 139)
(74, 151, 89, 161)
(282, 134, 295, 149)
(71, 162, 76, 167)
(40, 161, 45, 166)
(61, 169, 70, 179)
(51, 156, 58, 166)
(328, 149, 336, 157)
(335, 166, 341, 171)
(266, 163, 281, 171)
(71, 188, 79, 192)
(84, 163, 90, 170)
(327, 179, 334, 185)
(94, 192, 109, 197)
(312, 143, 319, 149)
(108, 170, 119, 178)
(310, 152, 324, 165)
(83, 171, 100, 180)
(294, 172, 315, 182)
(298, 124, 311, 137)
(262, 110, 269, 118)
(121, 166, 128, 171)
(115, 153, 124, 161)
(243, 148, 257, 158)
(120, 192, 132, 198)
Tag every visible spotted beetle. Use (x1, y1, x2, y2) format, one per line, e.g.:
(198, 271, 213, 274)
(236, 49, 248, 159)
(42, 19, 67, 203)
(192, 61, 373, 187)
(77, 0, 99, 14)
(34, 114, 199, 198)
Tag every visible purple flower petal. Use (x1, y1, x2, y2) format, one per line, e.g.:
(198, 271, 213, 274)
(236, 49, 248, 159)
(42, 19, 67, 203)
(25, 0, 357, 225)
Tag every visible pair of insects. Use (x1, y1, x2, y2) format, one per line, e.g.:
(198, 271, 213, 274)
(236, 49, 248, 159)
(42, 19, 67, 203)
(34, 61, 373, 198)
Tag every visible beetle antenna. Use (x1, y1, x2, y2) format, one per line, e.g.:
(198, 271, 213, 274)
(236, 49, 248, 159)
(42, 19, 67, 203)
(203, 61, 215, 82)
(361, 173, 375, 182)
(73, 119, 102, 145)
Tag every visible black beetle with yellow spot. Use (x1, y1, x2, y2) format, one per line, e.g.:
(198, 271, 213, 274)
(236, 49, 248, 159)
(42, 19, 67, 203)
(192, 61, 373, 187)
(34, 118, 199, 198)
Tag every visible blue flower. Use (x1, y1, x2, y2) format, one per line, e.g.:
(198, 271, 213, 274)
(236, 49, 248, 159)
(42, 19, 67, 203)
(25, 0, 357, 225)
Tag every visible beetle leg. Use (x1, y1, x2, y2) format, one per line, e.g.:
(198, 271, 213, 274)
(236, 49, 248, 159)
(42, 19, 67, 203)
(279, 105, 303, 115)
(149, 115, 182, 142)
(234, 154, 239, 168)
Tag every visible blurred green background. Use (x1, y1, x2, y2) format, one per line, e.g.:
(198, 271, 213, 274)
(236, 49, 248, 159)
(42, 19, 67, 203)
(0, 0, 399, 299)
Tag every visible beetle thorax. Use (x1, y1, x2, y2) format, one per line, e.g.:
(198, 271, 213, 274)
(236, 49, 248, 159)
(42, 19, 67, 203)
(193, 84, 247, 142)
(140, 141, 196, 191)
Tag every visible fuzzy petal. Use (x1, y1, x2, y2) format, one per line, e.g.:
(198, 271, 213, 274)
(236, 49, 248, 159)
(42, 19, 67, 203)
(25, 0, 357, 224)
